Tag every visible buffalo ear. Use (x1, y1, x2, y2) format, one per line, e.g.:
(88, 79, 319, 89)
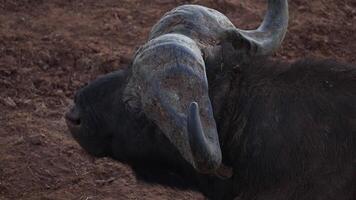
(220, 29, 256, 57)
(203, 33, 245, 73)
(215, 164, 233, 179)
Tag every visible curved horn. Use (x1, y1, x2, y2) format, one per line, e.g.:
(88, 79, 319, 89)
(232, 0, 289, 56)
(126, 34, 222, 173)
(187, 102, 222, 172)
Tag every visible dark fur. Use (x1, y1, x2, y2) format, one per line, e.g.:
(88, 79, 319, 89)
(211, 58, 356, 199)
(71, 58, 355, 200)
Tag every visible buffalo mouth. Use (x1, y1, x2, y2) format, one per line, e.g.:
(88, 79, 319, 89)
(65, 105, 81, 126)
(65, 105, 82, 137)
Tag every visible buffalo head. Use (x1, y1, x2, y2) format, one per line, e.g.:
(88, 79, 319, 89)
(66, 0, 288, 174)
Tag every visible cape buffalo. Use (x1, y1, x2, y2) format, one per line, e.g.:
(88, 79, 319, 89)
(66, 0, 355, 199)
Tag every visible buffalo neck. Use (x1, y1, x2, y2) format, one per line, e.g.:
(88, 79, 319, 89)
(210, 58, 290, 166)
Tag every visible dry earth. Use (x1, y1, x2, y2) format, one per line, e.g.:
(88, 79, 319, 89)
(0, 0, 355, 199)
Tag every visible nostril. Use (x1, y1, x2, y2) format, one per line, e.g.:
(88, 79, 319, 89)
(65, 106, 81, 126)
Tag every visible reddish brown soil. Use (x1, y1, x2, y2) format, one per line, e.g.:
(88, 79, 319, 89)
(1, 0, 355, 199)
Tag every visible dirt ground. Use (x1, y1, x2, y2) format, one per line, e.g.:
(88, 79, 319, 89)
(0, 0, 355, 199)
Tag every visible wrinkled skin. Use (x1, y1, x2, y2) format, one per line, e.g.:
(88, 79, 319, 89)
(66, 1, 355, 200)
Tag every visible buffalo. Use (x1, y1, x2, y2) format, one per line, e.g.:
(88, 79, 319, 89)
(66, 0, 355, 199)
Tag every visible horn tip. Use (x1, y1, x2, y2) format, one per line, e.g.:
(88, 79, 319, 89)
(189, 102, 199, 113)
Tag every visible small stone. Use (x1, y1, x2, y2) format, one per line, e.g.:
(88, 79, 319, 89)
(3, 97, 17, 107)
(28, 135, 42, 146)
